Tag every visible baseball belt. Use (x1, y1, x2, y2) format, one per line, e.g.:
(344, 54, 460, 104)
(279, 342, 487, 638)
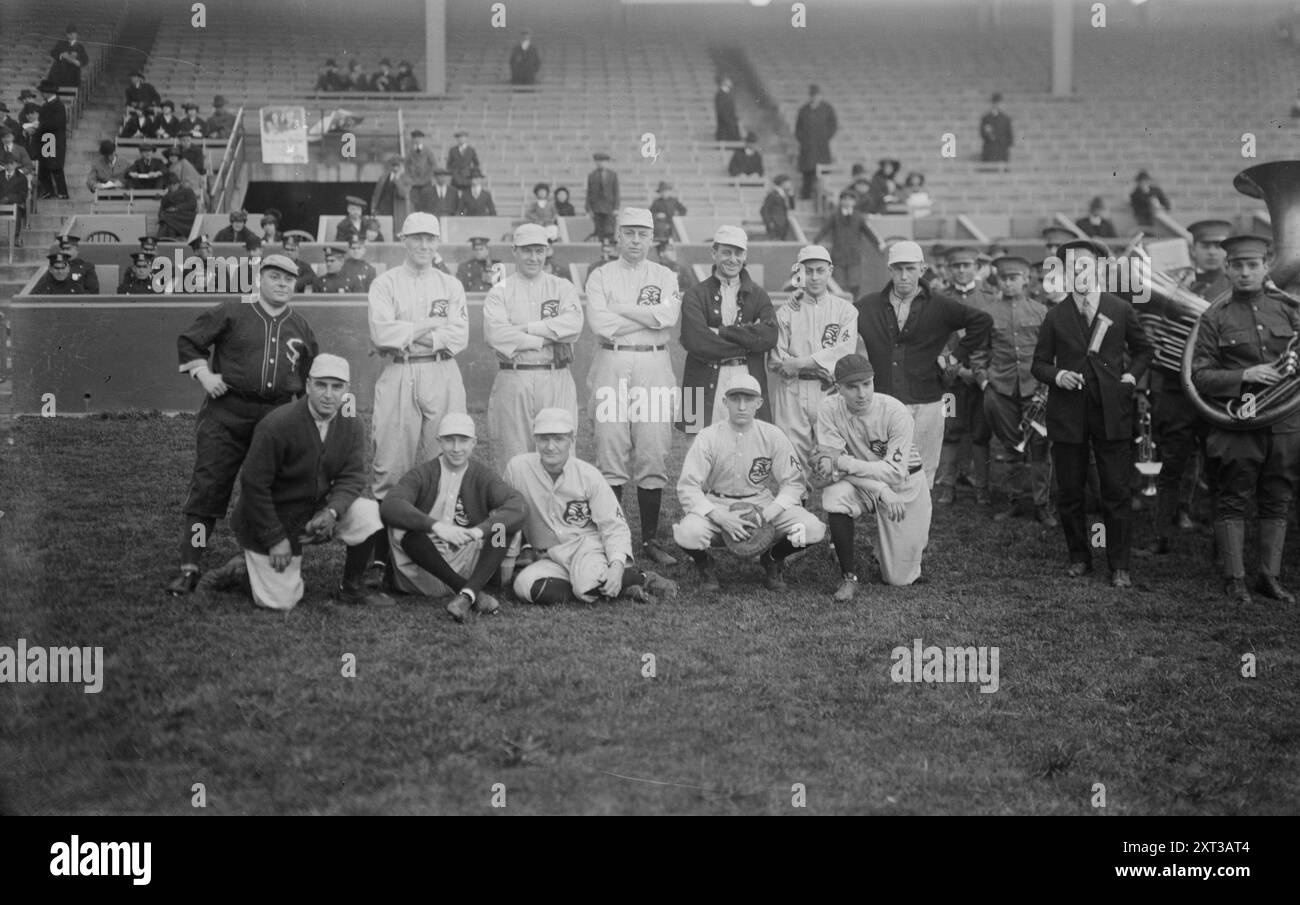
(400, 350, 454, 363)
(715, 492, 758, 499)
(599, 342, 667, 352)
(718, 357, 748, 367)
(499, 362, 567, 370)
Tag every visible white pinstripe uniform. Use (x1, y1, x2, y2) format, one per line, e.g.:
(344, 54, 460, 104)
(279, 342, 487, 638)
(485, 270, 584, 466)
(817, 391, 931, 586)
(367, 262, 469, 499)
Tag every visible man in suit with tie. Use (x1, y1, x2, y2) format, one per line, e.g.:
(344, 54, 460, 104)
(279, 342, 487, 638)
(585, 152, 620, 242)
(1031, 238, 1154, 588)
(429, 167, 459, 218)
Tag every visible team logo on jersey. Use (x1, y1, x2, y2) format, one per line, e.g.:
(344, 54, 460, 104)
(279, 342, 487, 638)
(562, 500, 593, 527)
(868, 439, 888, 460)
(453, 496, 470, 527)
(821, 324, 841, 348)
(284, 337, 306, 369)
(748, 456, 772, 485)
(636, 285, 661, 307)
(430, 298, 449, 317)
(541, 299, 559, 318)
(490, 263, 506, 285)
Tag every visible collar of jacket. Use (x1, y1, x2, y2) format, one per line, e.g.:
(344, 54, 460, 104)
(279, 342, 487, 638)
(705, 268, 755, 296)
(877, 279, 933, 305)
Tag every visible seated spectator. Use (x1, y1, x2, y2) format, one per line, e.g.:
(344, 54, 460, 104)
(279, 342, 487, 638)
(178, 133, 205, 174)
(1129, 170, 1171, 228)
(1, 103, 19, 142)
(865, 158, 901, 214)
(179, 102, 207, 138)
(761, 173, 795, 240)
(394, 60, 420, 92)
(728, 132, 764, 178)
(206, 95, 235, 139)
(261, 209, 283, 244)
(315, 59, 346, 92)
(457, 171, 496, 216)
(117, 251, 158, 294)
(157, 173, 198, 239)
(46, 24, 88, 89)
(87, 140, 129, 194)
(362, 217, 384, 242)
(18, 89, 40, 123)
(849, 176, 873, 214)
(345, 60, 366, 91)
(125, 143, 166, 189)
(371, 59, 394, 92)
(335, 195, 367, 242)
(0, 128, 35, 177)
(164, 146, 204, 198)
(900, 171, 932, 217)
(119, 101, 146, 138)
(0, 156, 29, 246)
(553, 185, 575, 217)
(1075, 196, 1117, 238)
(650, 181, 686, 242)
(125, 71, 161, 110)
(214, 210, 257, 244)
(155, 101, 182, 139)
(522, 182, 557, 227)
(140, 100, 164, 138)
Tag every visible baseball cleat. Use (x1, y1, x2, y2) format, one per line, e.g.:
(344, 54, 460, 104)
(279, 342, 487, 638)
(642, 571, 678, 599)
(473, 590, 501, 615)
(1255, 574, 1295, 605)
(833, 573, 859, 602)
(199, 554, 250, 594)
(623, 584, 656, 604)
(446, 592, 474, 622)
(1225, 578, 1252, 605)
(336, 582, 396, 608)
(760, 552, 786, 591)
(641, 540, 679, 567)
(166, 568, 200, 596)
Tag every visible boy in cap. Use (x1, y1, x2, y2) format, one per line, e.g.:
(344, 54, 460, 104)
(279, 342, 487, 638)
(504, 409, 678, 605)
(340, 235, 377, 291)
(1191, 234, 1300, 604)
(509, 29, 541, 86)
(371, 157, 406, 220)
(222, 353, 394, 610)
(158, 169, 199, 240)
(395, 61, 420, 92)
(457, 170, 496, 216)
(979, 92, 1013, 163)
(46, 25, 88, 89)
(1129, 170, 1171, 229)
(380, 413, 529, 621)
(214, 210, 256, 245)
(585, 153, 620, 241)
(446, 130, 481, 192)
(55, 234, 98, 292)
(767, 244, 858, 476)
(117, 251, 158, 294)
(677, 224, 777, 432)
(31, 252, 86, 294)
(370, 59, 394, 93)
(455, 236, 498, 292)
(178, 132, 206, 175)
(649, 181, 686, 243)
(206, 95, 235, 140)
(813, 190, 873, 297)
(0, 125, 35, 176)
(485, 223, 584, 466)
(335, 195, 368, 243)
(167, 254, 318, 595)
(585, 206, 684, 565)
(673, 375, 827, 591)
(814, 354, 932, 594)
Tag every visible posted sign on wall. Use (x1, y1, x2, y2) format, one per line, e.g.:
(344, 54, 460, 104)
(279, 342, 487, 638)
(259, 106, 309, 164)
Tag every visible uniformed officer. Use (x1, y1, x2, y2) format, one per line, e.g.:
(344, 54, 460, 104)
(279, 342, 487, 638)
(455, 236, 498, 292)
(166, 254, 318, 595)
(138, 235, 159, 256)
(485, 222, 584, 467)
(55, 234, 99, 293)
(117, 251, 158, 294)
(340, 235, 378, 291)
(279, 230, 320, 292)
(585, 206, 684, 565)
(1191, 234, 1300, 604)
(31, 252, 87, 294)
(318, 245, 361, 293)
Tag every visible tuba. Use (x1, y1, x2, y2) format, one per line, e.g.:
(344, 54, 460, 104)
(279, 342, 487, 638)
(1178, 161, 1300, 429)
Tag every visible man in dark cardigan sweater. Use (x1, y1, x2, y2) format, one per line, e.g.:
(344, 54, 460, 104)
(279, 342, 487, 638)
(676, 225, 778, 434)
(379, 413, 529, 622)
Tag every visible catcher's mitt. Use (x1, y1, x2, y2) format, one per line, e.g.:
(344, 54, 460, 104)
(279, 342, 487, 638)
(722, 501, 779, 559)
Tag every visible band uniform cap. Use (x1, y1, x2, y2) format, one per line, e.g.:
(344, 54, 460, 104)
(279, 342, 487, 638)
(618, 207, 654, 230)
(1056, 237, 1111, 259)
(797, 244, 833, 265)
(308, 353, 350, 383)
(344, 195, 366, 209)
(712, 224, 748, 251)
(1188, 219, 1234, 243)
(1042, 226, 1075, 242)
(1220, 234, 1272, 260)
(992, 254, 1032, 274)
(437, 412, 476, 439)
(833, 353, 874, 385)
(513, 223, 549, 247)
(400, 212, 441, 237)
(723, 375, 763, 397)
(944, 245, 979, 264)
(886, 240, 926, 266)
(260, 254, 299, 278)
(533, 407, 576, 435)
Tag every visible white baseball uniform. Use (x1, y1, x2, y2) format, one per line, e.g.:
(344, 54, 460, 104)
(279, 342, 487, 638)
(504, 452, 633, 603)
(485, 270, 584, 467)
(672, 418, 826, 551)
(817, 391, 931, 586)
(767, 291, 859, 474)
(368, 262, 469, 499)
(245, 498, 384, 610)
(585, 257, 683, 490)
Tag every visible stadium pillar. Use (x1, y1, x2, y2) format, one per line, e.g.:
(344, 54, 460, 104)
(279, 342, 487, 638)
(1051, 0, 1073, 97)
(426, 0, 447, 95)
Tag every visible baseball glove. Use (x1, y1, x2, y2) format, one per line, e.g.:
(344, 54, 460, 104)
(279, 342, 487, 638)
(807, 451, 843, 490)
(722, 501, 779, 559)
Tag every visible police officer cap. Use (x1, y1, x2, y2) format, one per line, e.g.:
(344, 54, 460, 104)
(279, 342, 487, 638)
(1188, 219, 1233, 244)
(308, 353, 350, 383)
(618, 207, 654, 230)
(138, 236, 158, 250)
(189, 234, 212, 250)
(513, 223, 549, 247)
(344, 195, 366, 209)
(437, 412, 476, 439)
(833, 354, 875, 385)
(723, 375, 763, 397)
(323, 245, 346, 258)
(57, 234, 80, 246)
(1220, 235, 1272, 260)
(797, 244, 833, 265)
(400, 212, 440, 237)
(47, 252, 71, 265)
(944, 246, 979, 264)
(260, 254, 298, 278)
(1042, 226, 1075, 243)
(992, 254, 1032, 274)
(1056, 237, 1110, 259)
(469, 236, 490, 247)
(130, 251, 153, 265)
(712, 225, 748, 251)
(532, 407, 575, 435)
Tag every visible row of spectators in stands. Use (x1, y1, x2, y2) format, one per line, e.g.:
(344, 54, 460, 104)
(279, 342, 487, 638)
(314, 59, 420, 93)
(122, 73, 237, 139)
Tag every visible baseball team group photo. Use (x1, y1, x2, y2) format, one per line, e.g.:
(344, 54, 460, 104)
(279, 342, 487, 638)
(2, 0, 1298, 820)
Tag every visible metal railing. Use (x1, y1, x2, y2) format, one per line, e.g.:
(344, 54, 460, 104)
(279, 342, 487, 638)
(211, 106, 247, 213)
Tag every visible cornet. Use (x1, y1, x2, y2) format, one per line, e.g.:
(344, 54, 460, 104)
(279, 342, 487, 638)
(1013, 385, 1049, 453)
(1134, 404, 1163, 496)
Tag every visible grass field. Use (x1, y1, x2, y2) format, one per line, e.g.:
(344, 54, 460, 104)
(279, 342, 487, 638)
(1, 409, 1298, 815)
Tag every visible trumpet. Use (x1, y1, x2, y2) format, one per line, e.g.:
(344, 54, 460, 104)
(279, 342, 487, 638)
(1134, 404, 1163, 496)
(1013, 385, 1049, 453)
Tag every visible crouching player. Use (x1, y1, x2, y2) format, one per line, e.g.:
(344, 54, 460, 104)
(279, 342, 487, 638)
(814, 354, 932, 598)
(379, 413, 529, 622)
(673, 374, 826, 591)
(504, 408, 678, 605)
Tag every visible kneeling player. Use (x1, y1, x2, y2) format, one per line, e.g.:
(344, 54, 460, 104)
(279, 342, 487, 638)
(814, 354, 932, 596)
(673, 375, 826, 590)
(379, 413, 529, 622)
(504, 408, 677, 605)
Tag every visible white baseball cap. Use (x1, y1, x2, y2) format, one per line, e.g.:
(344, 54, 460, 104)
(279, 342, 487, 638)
(400, 212, 441, 237)
(437, 412, 476, 439)
(796, 244, 832, 265)
(618, 207, 654, 230)
(513, 223, 549, 247)
(723, 375, 762, 397)
(533, 407, 575, 434)
(712, 225, 748, 251)
(886, 240, 925, 266)
(308, 353, 350, 383)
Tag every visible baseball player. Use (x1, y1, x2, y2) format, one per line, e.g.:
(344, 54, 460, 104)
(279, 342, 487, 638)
(585, 206, 684, 566)
(767, 244, 859, 477)
(814, 354, 932, 597)
(673, 375, 827, 591)
(166, 254, 318, 595)
(220, 354, 394, 610)
(485, 222, 584, 467)
(380, 413, 529, 622)
(504, 408, 678, 605)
